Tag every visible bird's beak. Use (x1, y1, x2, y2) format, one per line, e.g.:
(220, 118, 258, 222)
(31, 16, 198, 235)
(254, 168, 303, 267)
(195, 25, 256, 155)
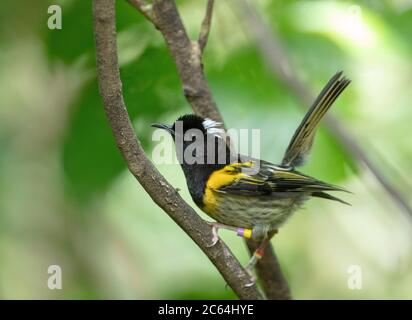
(151, 123, 174, 134)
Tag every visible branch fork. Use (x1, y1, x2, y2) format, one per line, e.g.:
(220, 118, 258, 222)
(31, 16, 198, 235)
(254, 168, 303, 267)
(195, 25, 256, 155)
(94, 0, 291, 299)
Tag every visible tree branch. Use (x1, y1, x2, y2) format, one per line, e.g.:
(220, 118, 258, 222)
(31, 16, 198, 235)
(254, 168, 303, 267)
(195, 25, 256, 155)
(127, 0, 157, 26)
(236, 0, 412, 219)
(152, 0, 224, 123)
(93, 0, 263, 300)
(198, 0, 214, 53)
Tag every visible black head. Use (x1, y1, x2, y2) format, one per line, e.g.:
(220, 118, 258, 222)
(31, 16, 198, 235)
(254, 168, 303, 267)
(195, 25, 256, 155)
(151, 114, 231, 206)
(175, 114, 208, 132)
(151, 114, 229, 165)
(151, 114, 222, 137)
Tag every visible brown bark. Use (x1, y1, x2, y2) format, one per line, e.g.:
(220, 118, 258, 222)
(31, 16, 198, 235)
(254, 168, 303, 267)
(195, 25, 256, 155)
(93, 0, 263, 300)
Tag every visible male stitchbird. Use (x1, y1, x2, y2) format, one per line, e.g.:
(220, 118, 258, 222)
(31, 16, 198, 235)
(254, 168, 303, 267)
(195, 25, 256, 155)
(152, 71, 351, 282)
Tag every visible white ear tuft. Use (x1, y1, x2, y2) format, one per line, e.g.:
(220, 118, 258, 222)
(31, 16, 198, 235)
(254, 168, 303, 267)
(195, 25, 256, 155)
(202, 118, 225, 139)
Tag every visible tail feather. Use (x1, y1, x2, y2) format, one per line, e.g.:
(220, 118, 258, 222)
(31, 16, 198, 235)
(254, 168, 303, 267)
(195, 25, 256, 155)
(282, 71, 351, 167)
(311, 191, 351, 205)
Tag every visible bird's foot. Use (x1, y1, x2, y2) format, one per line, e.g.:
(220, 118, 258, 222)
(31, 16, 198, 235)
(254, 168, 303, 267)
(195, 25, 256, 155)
(206, 222, 234, 247)
(206, 222, 254, 247)
(244, 275, 256, 287)
(244, 256, 258, 287)
(243, 246, 266, 287)
(206, 222, 221, 247)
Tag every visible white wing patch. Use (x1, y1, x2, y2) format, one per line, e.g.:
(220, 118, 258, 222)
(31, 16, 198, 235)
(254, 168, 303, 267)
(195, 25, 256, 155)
(202, 118, 225, 138)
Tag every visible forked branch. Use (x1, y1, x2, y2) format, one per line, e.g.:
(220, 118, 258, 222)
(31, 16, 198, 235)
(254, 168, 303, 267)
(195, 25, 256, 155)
(198, 0, 214, 53)
(134, 0, 292, 299)
(93, 0, 263, 300)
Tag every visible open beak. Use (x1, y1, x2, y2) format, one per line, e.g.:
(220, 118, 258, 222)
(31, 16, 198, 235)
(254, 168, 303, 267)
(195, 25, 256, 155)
(151, 123, 174, 134)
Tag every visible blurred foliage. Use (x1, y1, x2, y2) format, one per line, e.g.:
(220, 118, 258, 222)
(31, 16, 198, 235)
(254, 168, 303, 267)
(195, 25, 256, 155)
(63, 46, 185, 201)
(0, 0, 411, 299)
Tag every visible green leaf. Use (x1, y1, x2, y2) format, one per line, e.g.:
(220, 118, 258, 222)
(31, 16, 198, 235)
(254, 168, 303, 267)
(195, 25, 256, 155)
(63, 46, 186, 202)
(42, 0, 147, 65)
(63, 79, 125, 201)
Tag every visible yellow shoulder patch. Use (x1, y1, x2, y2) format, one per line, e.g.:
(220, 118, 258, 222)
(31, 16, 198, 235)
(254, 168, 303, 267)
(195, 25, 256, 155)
(202, 162, 251, 216)
(207, 165, 245, 190)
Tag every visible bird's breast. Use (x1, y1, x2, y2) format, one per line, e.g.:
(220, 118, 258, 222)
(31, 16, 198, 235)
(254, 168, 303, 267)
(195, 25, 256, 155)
(202, 188, 305, 230)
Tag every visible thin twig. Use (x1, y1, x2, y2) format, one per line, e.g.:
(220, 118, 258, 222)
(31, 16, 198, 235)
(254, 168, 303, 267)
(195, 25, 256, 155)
(93, 0, 263, 300)
(236, 0, 412, 219)
(130, 0, 291, 299)
(127, 0, 158, 26)
(151, 0, 224, 123)
(198, 0, 214, 53)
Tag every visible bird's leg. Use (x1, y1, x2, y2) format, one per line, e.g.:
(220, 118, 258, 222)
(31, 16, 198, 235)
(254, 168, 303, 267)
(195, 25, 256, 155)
(244, 230, 277, 286)
(206, 222, 253, 247)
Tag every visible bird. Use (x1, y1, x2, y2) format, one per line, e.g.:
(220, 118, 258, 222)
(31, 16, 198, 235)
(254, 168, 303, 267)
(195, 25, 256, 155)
(152, 71, 351, 283)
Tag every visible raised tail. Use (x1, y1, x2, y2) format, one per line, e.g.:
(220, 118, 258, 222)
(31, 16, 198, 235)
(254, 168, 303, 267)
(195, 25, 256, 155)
(282, 71, 351, 168)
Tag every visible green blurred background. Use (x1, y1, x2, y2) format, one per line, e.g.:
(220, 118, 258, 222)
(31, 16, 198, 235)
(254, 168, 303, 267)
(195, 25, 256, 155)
(0, 0, 411, 299)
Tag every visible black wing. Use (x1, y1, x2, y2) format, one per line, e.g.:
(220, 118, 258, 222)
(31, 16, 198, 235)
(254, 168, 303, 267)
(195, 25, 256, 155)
(214, 161, 350, 204)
